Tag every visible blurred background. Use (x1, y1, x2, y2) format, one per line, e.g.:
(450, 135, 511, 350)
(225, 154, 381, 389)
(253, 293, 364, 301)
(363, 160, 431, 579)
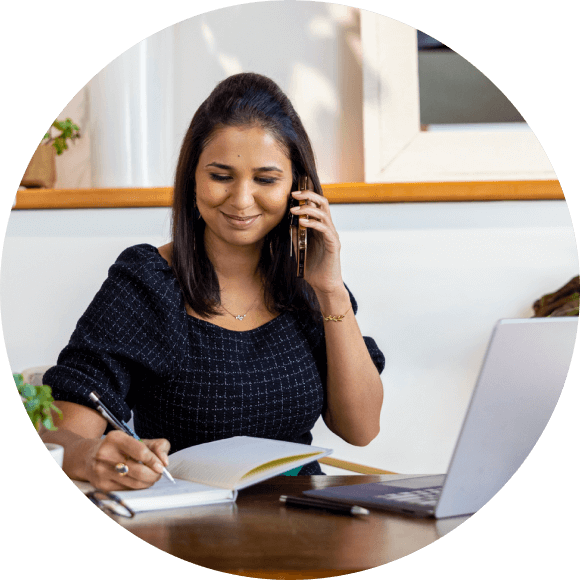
(22, 3, 538, 190)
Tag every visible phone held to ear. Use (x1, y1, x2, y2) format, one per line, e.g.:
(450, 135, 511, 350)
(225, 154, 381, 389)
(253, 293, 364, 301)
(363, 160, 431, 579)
(290, 176, 308, 278)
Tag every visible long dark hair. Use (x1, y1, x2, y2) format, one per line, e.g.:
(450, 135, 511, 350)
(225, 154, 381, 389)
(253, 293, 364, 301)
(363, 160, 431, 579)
(172, 72, 323, 318)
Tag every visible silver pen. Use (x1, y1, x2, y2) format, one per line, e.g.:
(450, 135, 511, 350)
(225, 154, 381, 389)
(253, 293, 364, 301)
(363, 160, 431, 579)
(89, 391, 175, 484)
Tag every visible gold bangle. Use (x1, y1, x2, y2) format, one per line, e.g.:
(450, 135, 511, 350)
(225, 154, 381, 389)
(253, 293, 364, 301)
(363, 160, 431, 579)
(322, 304, 352, 322)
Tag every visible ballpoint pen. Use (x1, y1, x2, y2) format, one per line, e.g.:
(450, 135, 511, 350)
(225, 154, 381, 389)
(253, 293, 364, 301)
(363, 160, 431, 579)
(279, 495, 369, 516)
(89, 391, 176, 484)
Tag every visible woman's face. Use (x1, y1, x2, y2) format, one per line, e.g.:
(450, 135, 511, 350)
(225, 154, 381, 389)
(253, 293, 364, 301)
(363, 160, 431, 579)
(195, 124, 293, 251)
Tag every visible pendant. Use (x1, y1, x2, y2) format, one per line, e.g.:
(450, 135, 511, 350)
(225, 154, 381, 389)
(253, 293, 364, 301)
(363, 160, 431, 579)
(235, 315, 246, 321)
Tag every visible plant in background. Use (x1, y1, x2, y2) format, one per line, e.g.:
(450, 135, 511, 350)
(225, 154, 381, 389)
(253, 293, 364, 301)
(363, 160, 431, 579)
(43, 118, 81, 155)
(533, 276, 580, 318)
(14, 373, 61, 431)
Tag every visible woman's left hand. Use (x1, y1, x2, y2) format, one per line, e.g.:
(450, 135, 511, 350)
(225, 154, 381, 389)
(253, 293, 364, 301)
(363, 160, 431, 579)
(290, 189, 344, 296)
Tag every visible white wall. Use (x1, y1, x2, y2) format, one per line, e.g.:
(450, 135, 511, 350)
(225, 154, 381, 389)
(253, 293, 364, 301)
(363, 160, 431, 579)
(63, 2, 363, 189)
(54, 4, 544, 190)
(3, 201, 576, 474)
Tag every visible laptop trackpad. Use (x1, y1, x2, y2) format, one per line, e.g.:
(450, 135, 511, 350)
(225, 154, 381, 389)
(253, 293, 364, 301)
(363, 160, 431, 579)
(379, 474, 446, 489)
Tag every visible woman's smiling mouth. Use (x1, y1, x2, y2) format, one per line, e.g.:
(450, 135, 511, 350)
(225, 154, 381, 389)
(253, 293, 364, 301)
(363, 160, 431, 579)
(221, 212, 261, 228)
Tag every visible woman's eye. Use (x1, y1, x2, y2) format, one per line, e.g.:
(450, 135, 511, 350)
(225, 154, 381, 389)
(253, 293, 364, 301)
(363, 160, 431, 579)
(210, 174, 231, 182)
(209, 174, 277, 184)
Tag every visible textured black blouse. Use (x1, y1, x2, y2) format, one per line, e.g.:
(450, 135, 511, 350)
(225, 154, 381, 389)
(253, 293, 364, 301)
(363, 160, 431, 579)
(44, 244, 385, 475)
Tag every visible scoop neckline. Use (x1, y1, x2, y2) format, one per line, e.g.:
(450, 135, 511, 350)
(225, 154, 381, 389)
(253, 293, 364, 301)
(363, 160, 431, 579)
(143, 244, 287, 335)
(186, 311, 286, 335)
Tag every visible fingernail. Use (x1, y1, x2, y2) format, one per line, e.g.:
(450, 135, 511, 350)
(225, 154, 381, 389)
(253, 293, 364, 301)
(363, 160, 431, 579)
(154, 462, 164, 474)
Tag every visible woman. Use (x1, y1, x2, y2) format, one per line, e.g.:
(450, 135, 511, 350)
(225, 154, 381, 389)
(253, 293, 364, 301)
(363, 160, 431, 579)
(41, 73, 385, 492)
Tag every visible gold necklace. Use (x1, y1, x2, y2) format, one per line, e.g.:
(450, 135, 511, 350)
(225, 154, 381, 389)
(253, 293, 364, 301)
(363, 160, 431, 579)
(221, 290, 262, 321)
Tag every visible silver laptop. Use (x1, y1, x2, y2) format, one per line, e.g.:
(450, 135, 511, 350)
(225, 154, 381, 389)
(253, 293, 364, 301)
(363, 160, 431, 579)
(306, 317, 578, 518)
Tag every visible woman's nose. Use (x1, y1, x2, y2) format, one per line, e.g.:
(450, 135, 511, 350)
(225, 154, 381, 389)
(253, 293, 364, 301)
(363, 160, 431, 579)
(228, 179, 256, 209)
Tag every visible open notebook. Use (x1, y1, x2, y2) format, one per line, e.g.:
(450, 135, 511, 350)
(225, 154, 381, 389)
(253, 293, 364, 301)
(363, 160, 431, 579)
(86, 436, 331, 513)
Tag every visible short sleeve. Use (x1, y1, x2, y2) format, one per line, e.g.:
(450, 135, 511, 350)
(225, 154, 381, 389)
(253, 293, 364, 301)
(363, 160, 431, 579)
(345, 286, 385, 374)
(43, 245, 187, 423)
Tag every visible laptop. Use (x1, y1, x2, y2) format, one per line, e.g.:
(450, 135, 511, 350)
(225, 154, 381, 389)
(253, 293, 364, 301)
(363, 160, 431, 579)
(305, 317, 578, 518)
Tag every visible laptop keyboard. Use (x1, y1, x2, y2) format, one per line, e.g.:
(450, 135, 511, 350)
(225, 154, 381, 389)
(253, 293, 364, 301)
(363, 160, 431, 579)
(380, 486, 442, 506)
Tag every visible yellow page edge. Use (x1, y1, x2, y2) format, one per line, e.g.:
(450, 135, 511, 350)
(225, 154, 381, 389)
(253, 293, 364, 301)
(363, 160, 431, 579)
(241, 452, 320, 480)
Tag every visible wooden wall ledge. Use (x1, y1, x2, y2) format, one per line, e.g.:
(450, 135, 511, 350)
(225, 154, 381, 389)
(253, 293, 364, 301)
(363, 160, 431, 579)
(13, 180, 564, 210)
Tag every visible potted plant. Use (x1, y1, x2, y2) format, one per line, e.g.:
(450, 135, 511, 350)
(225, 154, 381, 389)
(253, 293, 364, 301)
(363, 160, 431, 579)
(14, 372, 64, 466)
(42, 118, 82, 156)
(20, 118, 81, 189)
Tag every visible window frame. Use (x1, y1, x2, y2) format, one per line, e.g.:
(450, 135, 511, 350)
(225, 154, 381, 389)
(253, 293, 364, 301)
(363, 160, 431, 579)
(360, 11, 557, 184)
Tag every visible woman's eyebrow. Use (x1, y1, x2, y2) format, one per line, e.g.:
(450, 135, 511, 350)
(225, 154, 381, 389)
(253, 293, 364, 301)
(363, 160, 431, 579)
(205, 162, 283, 173)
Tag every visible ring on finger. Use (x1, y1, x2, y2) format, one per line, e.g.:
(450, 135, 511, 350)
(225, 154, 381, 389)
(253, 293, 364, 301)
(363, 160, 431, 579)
(115, 462, 129, 477)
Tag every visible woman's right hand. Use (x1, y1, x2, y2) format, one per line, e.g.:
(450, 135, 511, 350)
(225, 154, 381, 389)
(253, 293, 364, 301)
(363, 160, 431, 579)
(40, 400, 171, 491)
(84, 430, 171, 492)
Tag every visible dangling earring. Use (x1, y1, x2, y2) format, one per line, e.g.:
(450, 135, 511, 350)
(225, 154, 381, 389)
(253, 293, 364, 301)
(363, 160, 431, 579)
(194, 196, 201, 220)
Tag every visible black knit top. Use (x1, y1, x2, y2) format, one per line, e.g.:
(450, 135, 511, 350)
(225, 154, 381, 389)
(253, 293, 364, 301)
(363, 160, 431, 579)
(44, 244, 385, 475)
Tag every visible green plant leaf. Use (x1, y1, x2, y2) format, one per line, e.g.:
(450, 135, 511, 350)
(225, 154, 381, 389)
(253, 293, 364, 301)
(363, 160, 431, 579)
(42, 415, 57, 431)
(16, 376, 59, 431)
(25, 398, 40, 413)
(50, 403, 63, 418)
(22, 384, 37, 399)
(43, 117, 81, 153)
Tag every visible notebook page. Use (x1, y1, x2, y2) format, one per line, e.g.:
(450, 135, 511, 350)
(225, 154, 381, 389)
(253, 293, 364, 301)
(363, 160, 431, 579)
(167, 436, 328, 489)
(112, 478, 234, 512)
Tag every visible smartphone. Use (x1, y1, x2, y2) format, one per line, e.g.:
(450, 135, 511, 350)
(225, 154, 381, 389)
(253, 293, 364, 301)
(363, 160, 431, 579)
(291, 176, 308, 278)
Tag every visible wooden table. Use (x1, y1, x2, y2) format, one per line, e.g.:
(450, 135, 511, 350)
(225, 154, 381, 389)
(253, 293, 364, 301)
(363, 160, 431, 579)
(109, 475, 469, 578)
